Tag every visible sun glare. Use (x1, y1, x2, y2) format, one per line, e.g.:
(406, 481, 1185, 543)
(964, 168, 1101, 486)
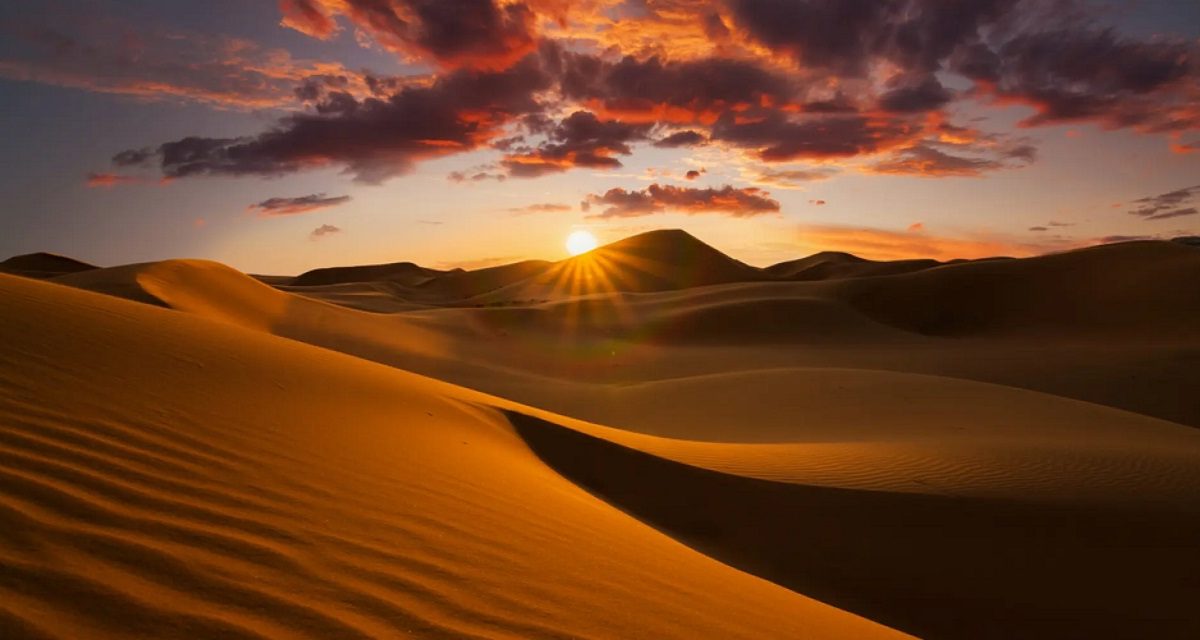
(566, 230, 598, 256)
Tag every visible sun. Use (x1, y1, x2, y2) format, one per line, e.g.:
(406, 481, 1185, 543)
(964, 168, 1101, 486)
(565, 230, 598, 256)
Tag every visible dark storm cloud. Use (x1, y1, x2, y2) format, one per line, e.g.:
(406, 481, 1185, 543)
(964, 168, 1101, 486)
(581, 184, 780, 218)
(1129, 185, 1200, 221)
(249, 194, 351, 216)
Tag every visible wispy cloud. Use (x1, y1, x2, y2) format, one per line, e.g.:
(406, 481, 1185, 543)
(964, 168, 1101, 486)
(249, 194, 351, 216)
(310, 224, 341, 239)
(1128, 185, 1200, 221)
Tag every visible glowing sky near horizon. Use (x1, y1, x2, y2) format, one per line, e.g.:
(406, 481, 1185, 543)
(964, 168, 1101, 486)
(0, 0, 1197, 274)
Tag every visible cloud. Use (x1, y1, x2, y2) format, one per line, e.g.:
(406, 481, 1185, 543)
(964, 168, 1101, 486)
(908, 222, 924, 232)
(582, 183, 780, 218)
(877, 73, 953, 113)
(114, 49, 555, 183)
(869, 141, 1036, 177)
(752, 167, 838, 188)
(1128, 185, 1200, 221)
(449, 170, 506, 182)
(501, 110, 651, 177)
(279, 0, 340, 39)
(310, 224, 342, 239)
(964, 28, 1198, 134)
(727, 0, 1015, 76)
(654, 130, 707, 148)
(1098, 235, 1153, 244)
(507, 202, 572, 214)
(712, 113, 921, 162)
(249, 194, 351, 216)
(559, 53, 796, 124)
(103, 0, 1200, 187)
(85, 172, 142, 188)
(796, 224, 1078, 261)
(0, 20, 357, 109)
(809, 199, 826, 206)
(685, 170, 701, 180)
(437, 255, 525, 270)
(1029, 226, 1048, 232)
(278, 0, 538, 70)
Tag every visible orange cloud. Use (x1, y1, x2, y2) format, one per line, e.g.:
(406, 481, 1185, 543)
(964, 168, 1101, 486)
(795, 224, 1080, 261)
(85, 172, 142, 188)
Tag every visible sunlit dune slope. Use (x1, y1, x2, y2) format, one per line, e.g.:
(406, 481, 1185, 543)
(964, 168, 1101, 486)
(0, 273, 906, 639)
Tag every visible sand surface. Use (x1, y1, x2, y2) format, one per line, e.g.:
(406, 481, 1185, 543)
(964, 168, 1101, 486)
(4, 231, 1200, 638)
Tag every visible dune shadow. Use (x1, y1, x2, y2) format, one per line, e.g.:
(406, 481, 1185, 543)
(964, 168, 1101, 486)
(504, 410, 1200, 640)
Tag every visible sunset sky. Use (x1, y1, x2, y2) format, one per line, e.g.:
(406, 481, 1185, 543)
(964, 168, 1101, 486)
(1, 0, 1198, 274)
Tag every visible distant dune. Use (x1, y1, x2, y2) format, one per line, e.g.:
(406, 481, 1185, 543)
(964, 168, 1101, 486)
(3, 229, 1200, 639)
(0, 252, 97, 279)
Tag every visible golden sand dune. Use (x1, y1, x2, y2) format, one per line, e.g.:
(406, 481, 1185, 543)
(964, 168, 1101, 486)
(0, 274, 905, 639)
(5, 231, 1200, 638)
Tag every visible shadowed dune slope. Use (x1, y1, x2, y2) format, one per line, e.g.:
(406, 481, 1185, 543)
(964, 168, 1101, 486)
(829, 240, 1200, 338)
(0, 253, 98, 279)
(765, 251, 945, 280)
(0, 273, 907, 640)
(292, 261, 447, 287)
(506, 410, 1200, 640)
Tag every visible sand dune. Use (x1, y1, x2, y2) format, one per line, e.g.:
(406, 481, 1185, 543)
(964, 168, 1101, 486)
(0, 273, 905, 639)
(508, 410, 1200, 639)
(292, 260, 447, 287)
(0, 252, 97, 279)
(765, 251, 947, 280)
(4, 231, 1200, 638)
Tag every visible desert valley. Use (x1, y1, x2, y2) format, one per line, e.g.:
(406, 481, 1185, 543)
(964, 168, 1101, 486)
(2, 230, 1199, 639)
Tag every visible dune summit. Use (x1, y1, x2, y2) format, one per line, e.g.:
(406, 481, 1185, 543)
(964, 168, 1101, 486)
(3, 229, 1200, 639)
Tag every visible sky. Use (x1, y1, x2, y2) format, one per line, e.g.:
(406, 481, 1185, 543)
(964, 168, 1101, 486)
(0, 0, 1197, 274)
